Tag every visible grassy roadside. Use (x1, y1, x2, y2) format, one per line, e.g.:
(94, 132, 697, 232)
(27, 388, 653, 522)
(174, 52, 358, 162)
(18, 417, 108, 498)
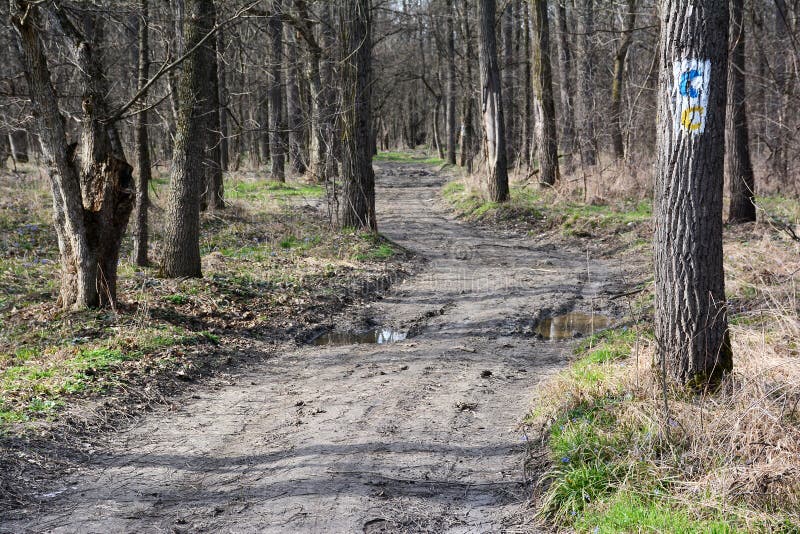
(0, 167, 405, 428)
(435, 160, 800, 531)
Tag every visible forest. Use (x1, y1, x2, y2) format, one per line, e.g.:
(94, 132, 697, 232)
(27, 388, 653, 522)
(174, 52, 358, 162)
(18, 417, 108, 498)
(0, 0, 799, 531)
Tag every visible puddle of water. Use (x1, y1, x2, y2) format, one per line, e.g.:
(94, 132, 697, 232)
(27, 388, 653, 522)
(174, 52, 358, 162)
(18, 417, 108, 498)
(311, 327, 407, 346)
(535, 312, 610, 341)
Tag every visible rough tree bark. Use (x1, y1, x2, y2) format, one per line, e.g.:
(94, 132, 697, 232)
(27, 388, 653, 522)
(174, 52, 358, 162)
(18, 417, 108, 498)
(726, 0, 756, 223)
(610, 0, 637, 159)
(654, 0, 732, 388)
(10, 0, 134, 309)
(531, 0, 559, 186)
(267, 0, 286, 182)
(133, 0, 151, 266)
(162, 0, 216, 278)
(339, 0, 377, 231)
(477, 0, 509, 202)
(576, 0, 597, 166)
(446, 0, 457, 166)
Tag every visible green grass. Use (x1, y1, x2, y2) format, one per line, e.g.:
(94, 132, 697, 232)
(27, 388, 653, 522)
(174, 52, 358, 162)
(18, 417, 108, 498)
(374, 151, 446, 166)
(574, 492, 738, 533)
(226, 180, 324, 202)
(529, 325, 800, 532)
(442, 178, 651, 237)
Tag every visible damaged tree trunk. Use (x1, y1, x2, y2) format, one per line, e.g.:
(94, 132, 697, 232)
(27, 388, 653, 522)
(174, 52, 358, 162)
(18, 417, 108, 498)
(11, 0, 134, 309)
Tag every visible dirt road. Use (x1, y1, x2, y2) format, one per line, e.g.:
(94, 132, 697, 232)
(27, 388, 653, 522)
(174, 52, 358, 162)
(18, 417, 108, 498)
(4, 163, 622, 533)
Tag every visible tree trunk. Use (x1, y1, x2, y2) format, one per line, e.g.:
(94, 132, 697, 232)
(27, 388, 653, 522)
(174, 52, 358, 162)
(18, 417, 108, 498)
(433, 98, 445, 160)
(531, 0, 559, 186)
(726, 0, 756, 223)
(162, 0, 216, 278)
(446, 0, 457, 165)
(203, 20, 225, 211)
(217, 23, 230, 172)
(286, 22, 307, 174)
(459, 0, 476, 173)
(610, 0, 637, 159)
(502, 1, 515, 162)
(522, 2, 533, 166)
(477, 0, 509, 202)
(11, 1, 134, 309)
(267, 0, 286, 182)
(0, 131, 10, 167)
(769, 0, 789, 185)
(654, 0, 732, 388)
(339, 0, 377, 231)
(555, 0, 575, 169)
(133, 0, 151, 267)
(576, 0, 597, 166)
(8, 129, 28, 164)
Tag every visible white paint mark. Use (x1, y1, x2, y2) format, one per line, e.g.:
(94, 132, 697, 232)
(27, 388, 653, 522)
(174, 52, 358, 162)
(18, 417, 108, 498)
(672, 58, 711, 136)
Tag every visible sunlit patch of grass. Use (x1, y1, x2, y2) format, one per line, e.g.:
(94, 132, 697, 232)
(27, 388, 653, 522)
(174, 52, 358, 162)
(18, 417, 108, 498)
(226, 179, 323, 202)
(442, 176, 651, 238)
(374, 151, 446, 165)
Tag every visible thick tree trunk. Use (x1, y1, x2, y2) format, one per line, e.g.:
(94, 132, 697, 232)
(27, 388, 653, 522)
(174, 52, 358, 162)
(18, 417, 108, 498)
(267, 0, 286, 182)
(339, 0, 377, 231)
(726, 0, 755, 223)
(162, 0, 216, 278)
(133, 0, 151, 267)
(446, 0, 457, 165)
(610, 0, 637, 159)
(11, 1, 134, 309)
(522, 3, 533, 165)
(555, 1, 575, 169)
(654, 0, 732, 388)
(576, 0, 597, 166)
(531, 0, 559, 186)
(477, 0, 509, 202)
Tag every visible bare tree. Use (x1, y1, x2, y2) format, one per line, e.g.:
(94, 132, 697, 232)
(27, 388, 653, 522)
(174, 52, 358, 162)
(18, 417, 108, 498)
(339, 0, 377, 230)
(531, 0, 559, 186)
(576, 0, 596, 166)
(726, 0, 756, 223)
(654, 0, 731, 388)
(11, 0, 134, 309)
(162, 0, 217, 278)
(133, 0, 152, 266)
(477, 0, 509, 202)
(267, 0, 286, 182)
(610, 0, 637, 159)
(446, 0, 457, 166)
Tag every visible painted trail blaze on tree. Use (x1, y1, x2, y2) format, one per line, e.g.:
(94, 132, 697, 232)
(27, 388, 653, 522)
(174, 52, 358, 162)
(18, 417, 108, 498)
(654, 0, 732, 389)
(673, 59, 711, 134)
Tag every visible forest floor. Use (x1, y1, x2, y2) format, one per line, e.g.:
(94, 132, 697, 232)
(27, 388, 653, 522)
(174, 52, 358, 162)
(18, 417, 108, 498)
(0, 157, 638, 532)
(443, 161, 800, 531)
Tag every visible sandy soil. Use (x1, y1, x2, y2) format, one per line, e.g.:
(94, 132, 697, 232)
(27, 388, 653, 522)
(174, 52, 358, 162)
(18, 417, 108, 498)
(2, 163, 628, 533)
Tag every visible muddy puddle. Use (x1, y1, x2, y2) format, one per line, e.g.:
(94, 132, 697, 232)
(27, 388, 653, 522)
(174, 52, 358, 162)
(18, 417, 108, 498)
(311, 327, 408, 346)
(535, 312, 610, 341)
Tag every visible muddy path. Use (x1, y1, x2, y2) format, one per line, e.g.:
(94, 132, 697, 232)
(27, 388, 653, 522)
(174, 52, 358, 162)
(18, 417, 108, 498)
(2, 163, 627, 533)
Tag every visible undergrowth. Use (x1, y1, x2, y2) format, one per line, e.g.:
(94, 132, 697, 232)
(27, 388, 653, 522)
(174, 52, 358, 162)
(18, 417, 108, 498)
(526, 223, 800, 532)
(0, 168, 404, 427)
